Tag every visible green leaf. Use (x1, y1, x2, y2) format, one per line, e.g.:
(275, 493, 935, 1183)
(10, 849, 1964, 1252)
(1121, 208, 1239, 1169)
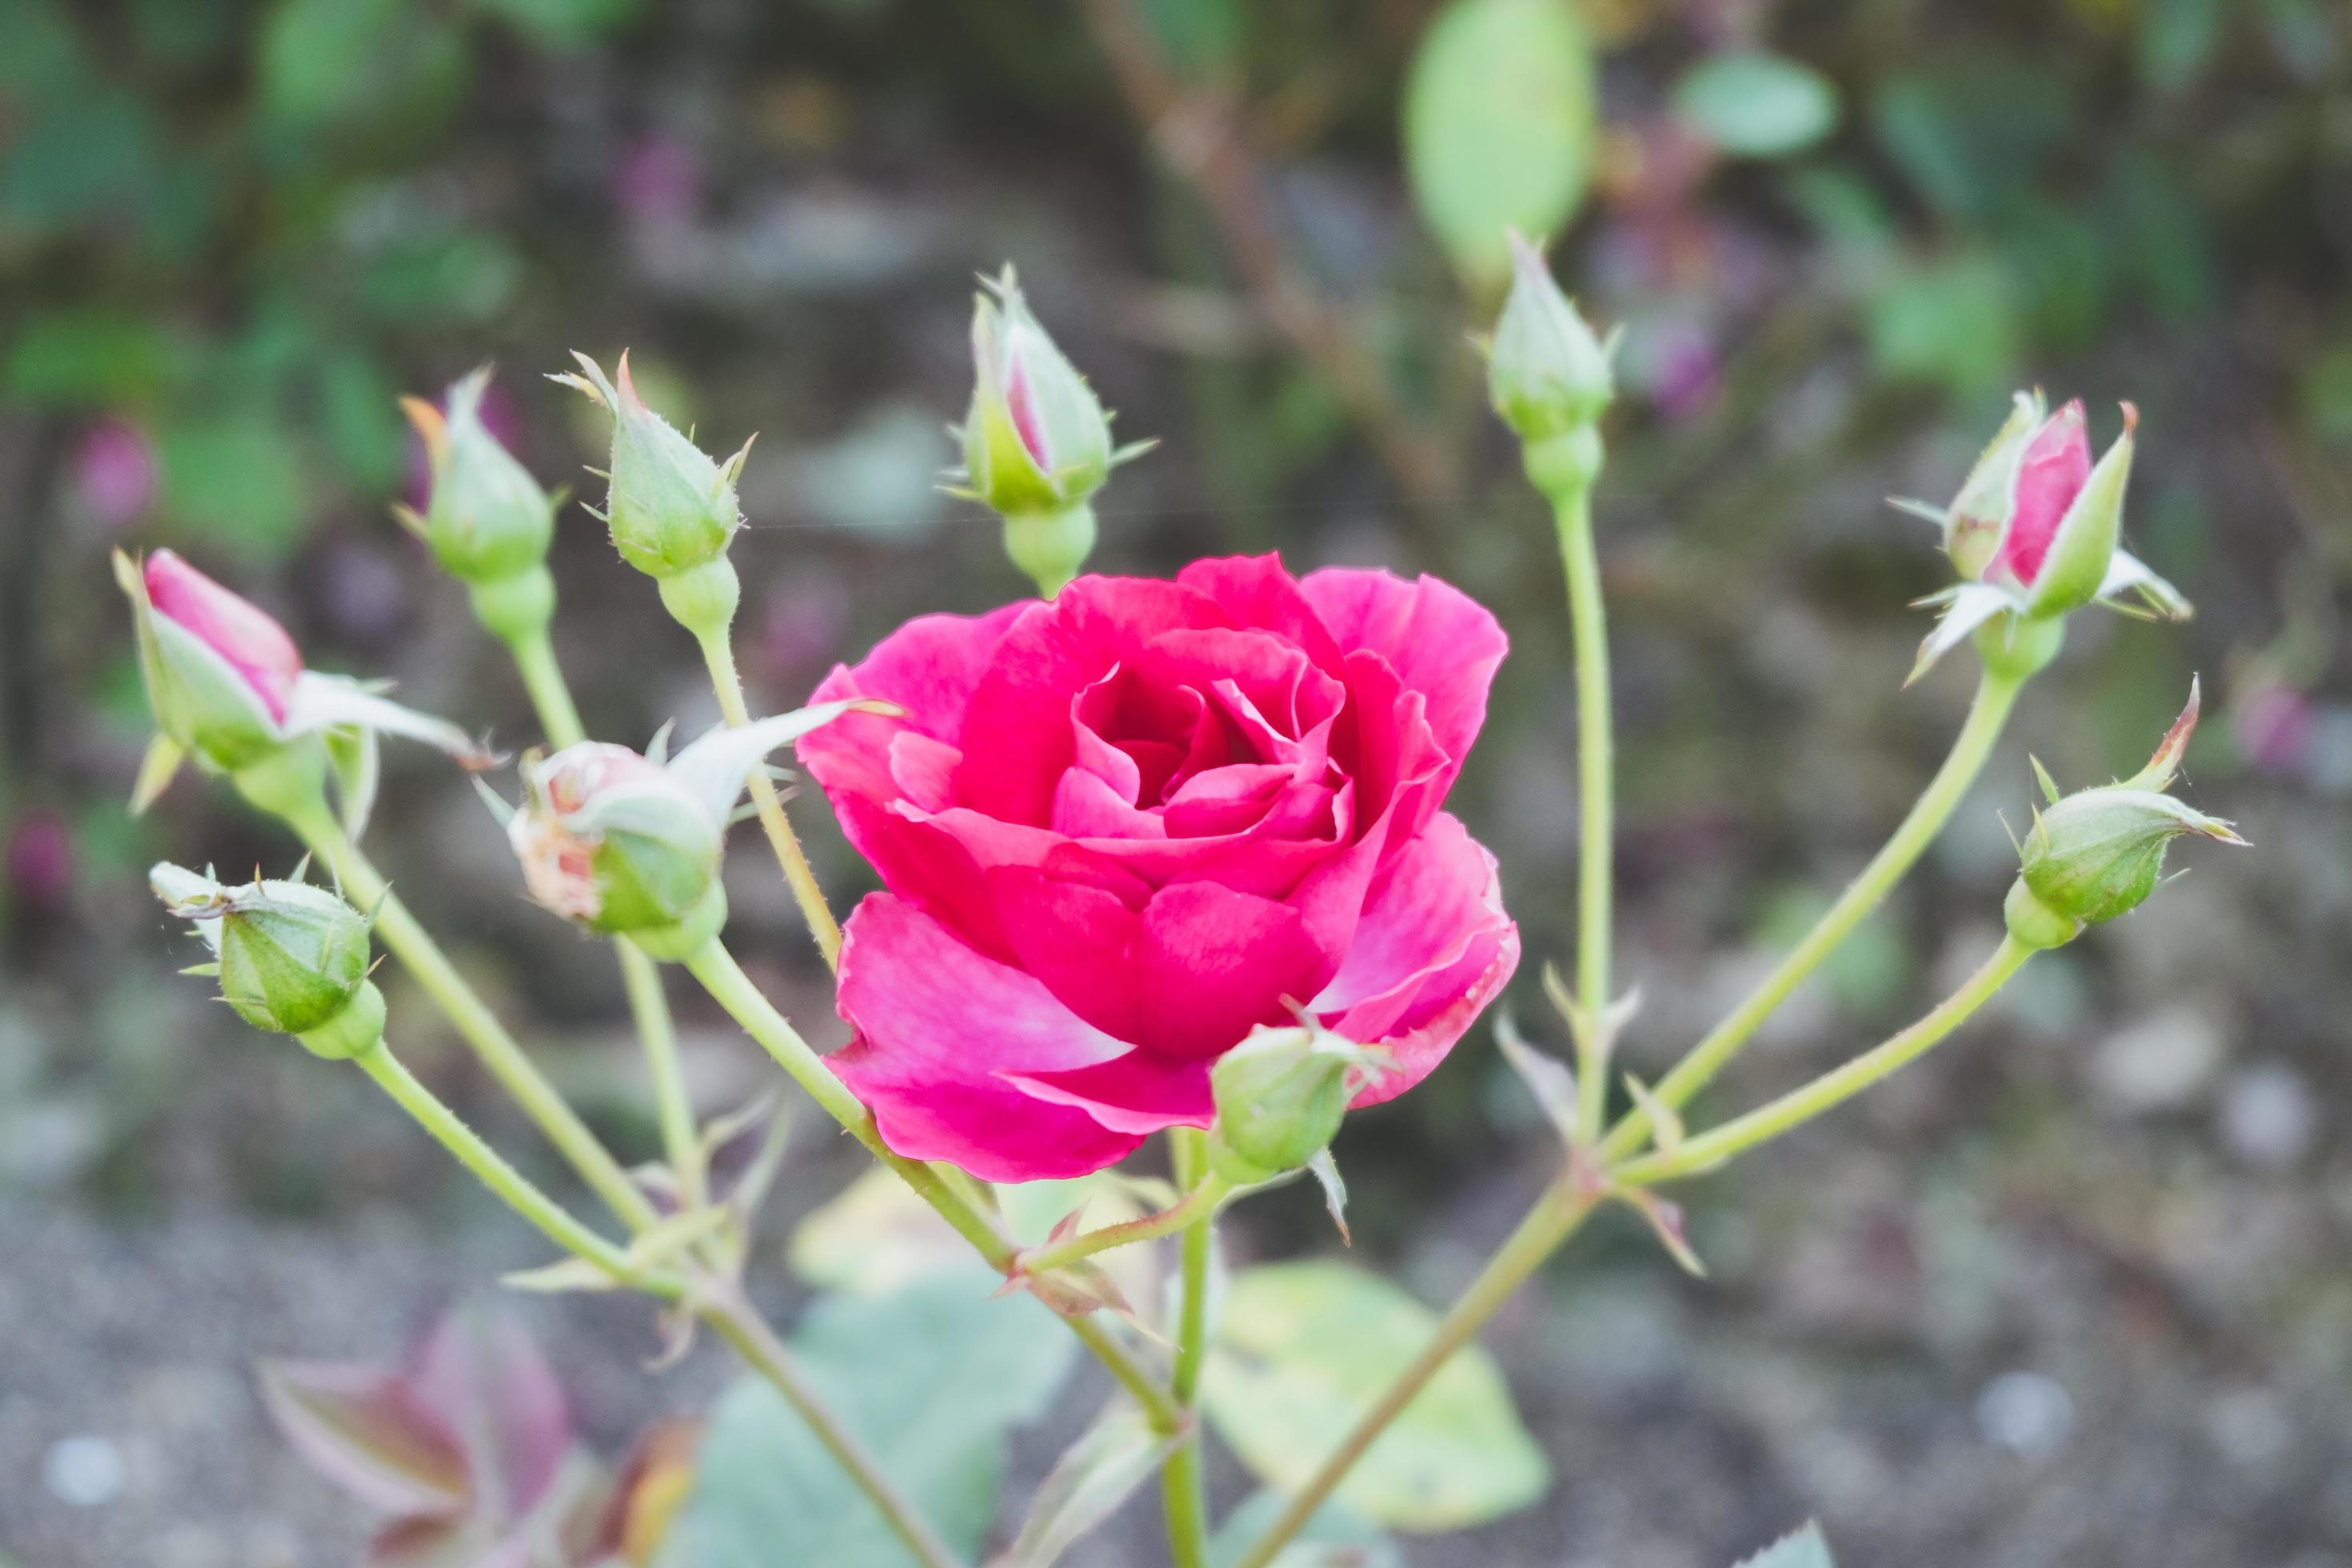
(5, 310, 190, 408)
(0, 91, 160, 232)
(998, 1404, 1180, 1568)
(1869, 65, 2069, 225)
(1671, 51, 1840, 159)
(1734, 1521, 1835, 1568)
(1200, 1261, 1547, 1531)
(787, 1166, 973, 1296)
(317, 352, 406, 494)
(1403, 0, 1597, 295)
(1865, 250, 2018, 397)
(257, 0, 468, 141)
(679, 1278, 1077, 1567)
(470, 0, 642, 49)
(158, 414, 309, 560)
(1210, 1490, 1402, 1568)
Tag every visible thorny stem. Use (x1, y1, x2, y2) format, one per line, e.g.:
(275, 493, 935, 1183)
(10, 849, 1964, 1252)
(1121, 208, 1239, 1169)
(1552, 478, 1615, 1144)
(676, 937, 1184, 1431)
(1614, 937, 2034, 1186)
(266, 791, 661, 1236)
(696, 627, 844, 970)
(1227, 1182, 1604, 1568)
(351, 1039, 673, 1294)
(501, 624, 710, 1222)
(1015, 1172, 1233, 1278)
(701, 1288, 971, 1568)
(1598, 665, 2024, 1164)
(1162, 1128, 1215, 1568)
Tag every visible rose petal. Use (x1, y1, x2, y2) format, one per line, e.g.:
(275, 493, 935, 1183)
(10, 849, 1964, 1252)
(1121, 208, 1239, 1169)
(1314, 814, 1513, 1043)
(1301, 566, 1506, 773)
(144, 550, 304, 724)
(1993, 399, 2090, 589)
(800, 601, 1028, 802)
(1350, 923, 1521, 1107)
(1138, 881, 1329, 1058)
(833, 894, 1143, 1181)
(1002, 1050, 1214, 1135)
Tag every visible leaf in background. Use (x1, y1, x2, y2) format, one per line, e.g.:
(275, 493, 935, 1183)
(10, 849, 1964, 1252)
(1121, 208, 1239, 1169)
(470, 0, 642, 50)
(1135, 0, 1245, 79)
(1869, 65, 2069, 225)
(1757, 886, 1910, 1016)
(1200, 1262, 1547, 1531)
(680, 1278, 1078, 1567)
(788, 1166, 973, 1296)
(2138, 0, 2229, 90)
(1865, 250, 2018, 397)
(5, 310, 191, 409)
(358, 230, 525, 327)
(318, 351, 407, 495)
(2101, 149, 2214, 322)
(2001, 198, 2109, 351)
(0, 0, 88, 105)
(1208, 1490, 1402, 1568)
(0, 91, 161, 234)
(1671, 51, 1840, 159)
(1403, 0, 1597, 296)
(256, 1359, 469, 1517)
(258, 0, 468, 142)
(406, 1302, 577, 1522)
(158, 414, 308, 560)
(1734, 1521, 1835, 1568)
(995, 1404, 1179, 1568)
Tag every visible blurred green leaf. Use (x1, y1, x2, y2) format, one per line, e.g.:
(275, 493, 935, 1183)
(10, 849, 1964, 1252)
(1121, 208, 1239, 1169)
(1735, 1522, 1835, 1568)
(1136, 0, 1246, 78)
(133, 0, 242, 70)
(1201, 1261, 1548, 1531)
(258, 0, 468, 142)
(358, 230, 524, 326)
(680, 1278, 1076, 1568)
(318, 352, 405, 495)
(0, 92, 160, 231)
(1673, 51, 1840, 159)
(6, 311, 190, 408)
(2138, 0, 2229, 90)
(0, 0, 88, 102)
(1404, 0, 1597, 295)
(2101, 150, 2213, 322)
(158, 415, 308, 559)
(2002, 198, 2108, 350)
(1870, 65, 2069, 223)
(2300, 349, 2352, 444)
(788, 1166, 971, 1296)
(470, 0, 641, 50)
(1866, 250, 2018, 395)
(1759, 886, 1910, 1015)
(998, 1405, 1178, 1568)
(1210, 1490, 1402, 1567)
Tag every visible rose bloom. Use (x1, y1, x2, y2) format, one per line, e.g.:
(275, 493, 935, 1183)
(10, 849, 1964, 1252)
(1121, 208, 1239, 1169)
(797, 554, 1518, 1180)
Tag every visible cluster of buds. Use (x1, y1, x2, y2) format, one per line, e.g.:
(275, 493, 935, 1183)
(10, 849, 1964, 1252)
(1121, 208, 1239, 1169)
(1206, 1019, 1390, 1186)
(2002, 681, 2247, 950)
(492, 701, 891, 958)
(117, 550, 492, 830)
(1902, 392, 2191, 682)
(150, 862, 386, 1060)
(1485, 231, 1618, 498)
(398, 369, 560, 646)
(554, 351, 751, 642)
(951, 267, 1150, 598)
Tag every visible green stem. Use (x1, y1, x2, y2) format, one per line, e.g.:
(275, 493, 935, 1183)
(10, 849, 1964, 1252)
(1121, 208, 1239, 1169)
(1162, 1128, 1214, 1568)
(499, 623, 706, 1218)
(1553, 480, 1614, 1143)
(506, 626, 586, 749)
(1016, 1173, 1231, 1277)
(675, 936, 1185, 1431)
(1226, 1182, 1602, 1568)
(1599, 665, 2023, 1163)
(700, 1288, 970, 1568)
(351, 1041, 673, 1295)
(695, 627, 844, 969)
(278, 800, 661, 1234)
(1614, 936, 2034, 1186)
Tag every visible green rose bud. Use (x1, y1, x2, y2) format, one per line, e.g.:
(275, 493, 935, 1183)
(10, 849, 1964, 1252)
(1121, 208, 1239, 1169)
(152, 863, 386, 1059)
(1486, 231, 1615, 448)
(398, 369, 557, 590)
(1207, 1022, 1390, 1182)
(554, 351, 747, 583)
(2002, 681, 2246, 949)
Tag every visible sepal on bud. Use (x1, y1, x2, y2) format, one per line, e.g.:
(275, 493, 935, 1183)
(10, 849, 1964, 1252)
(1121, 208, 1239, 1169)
(152, 862, 386, 1058)
(398, 369, 557, 592)
(1206, 1019, 1390, 1183)
(2001, 680, 2246, 948)
(554, 351, 746, 582)
(1485, 231, 1616, 446)
(499, 701, 896, 946)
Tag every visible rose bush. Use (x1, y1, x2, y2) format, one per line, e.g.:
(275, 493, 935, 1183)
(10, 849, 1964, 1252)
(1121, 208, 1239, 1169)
(797, 554, 1518, 1180)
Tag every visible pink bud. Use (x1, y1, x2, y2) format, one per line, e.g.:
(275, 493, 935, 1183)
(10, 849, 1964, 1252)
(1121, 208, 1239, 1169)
(1992, 400, 2091, 588)
(6, 808, 73, 916)
(1004, 354, 1049, 469)
(142, 550, 304, 724)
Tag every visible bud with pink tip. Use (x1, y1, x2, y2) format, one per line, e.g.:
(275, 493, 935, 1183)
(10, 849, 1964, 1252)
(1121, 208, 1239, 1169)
(117, 550, 494, 826)
(494, 700, 895, 956)
(1900, 394, 2190, 683)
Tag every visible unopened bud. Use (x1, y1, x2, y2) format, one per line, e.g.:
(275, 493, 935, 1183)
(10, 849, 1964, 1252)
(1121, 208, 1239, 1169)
(1486, 232, 1614, 450)
(1207, 1022, 1389, 1182)
(398, 369, 556, 591)
(152, 863, 386, 1058)
(555, 351, 746, 583)
(2002, 682, 2246, 949)
(121, 549, 302, 770)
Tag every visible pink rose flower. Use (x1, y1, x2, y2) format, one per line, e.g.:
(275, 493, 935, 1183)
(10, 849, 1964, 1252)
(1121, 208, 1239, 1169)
(144, 548, 306, 724)
(798, 554, 1520, 1181)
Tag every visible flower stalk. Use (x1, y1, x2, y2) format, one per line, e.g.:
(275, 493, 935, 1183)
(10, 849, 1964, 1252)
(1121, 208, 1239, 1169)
(1162, 1126, 1216, 1568)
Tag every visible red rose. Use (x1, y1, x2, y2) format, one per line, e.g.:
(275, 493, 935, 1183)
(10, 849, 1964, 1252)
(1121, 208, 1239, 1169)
(798, 554, 1518, 1180)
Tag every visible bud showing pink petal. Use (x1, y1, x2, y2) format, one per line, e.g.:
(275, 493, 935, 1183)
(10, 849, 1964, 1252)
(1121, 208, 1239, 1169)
(2018, 404, 2134, 618)
(1990, 399, 2090, 589)
(142, 550, 303, 724)
(1939, 392, 2044, 580)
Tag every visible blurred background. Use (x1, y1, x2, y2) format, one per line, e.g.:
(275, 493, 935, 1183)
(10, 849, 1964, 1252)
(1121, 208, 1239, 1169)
(3, 0, 2350, 1563)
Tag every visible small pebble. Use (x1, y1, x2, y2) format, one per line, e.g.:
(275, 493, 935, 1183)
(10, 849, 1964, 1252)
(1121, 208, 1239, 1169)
(1975, 1370, 2073, 1458)
(43, 1434, 125, 1506)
